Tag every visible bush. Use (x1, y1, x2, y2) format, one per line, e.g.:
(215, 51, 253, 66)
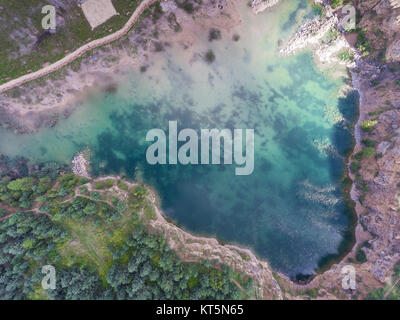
(362, 138, 375, 148)
(312, 3, 324, 16)
(208, 28, 221, 42)
(356, 29, 371, 56)
(90, 192, 101, 201)
(337, 50, 354, 62)
(176, 0, 194, 14)
(7, 178, 35, 192)
(78, 185, 89, 195)
(356, 147, 375, 160)
(95, 179, 114, 190)
(356, 246, 367, 263)
(360, 120, 377, 132)
(330, 0, 344, 9)
(371, 80, 380, 86)
(350, 160, 361, 173)
(205, 49, 215, 64)
(117, 180, 129, 191)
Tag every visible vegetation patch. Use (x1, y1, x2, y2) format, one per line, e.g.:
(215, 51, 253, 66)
(360, 120, 377, 133)
(94, 179, 114, 190)
(205, 49, 216, 64)
(337, 49, 354, 62)
(0, 167, 252, 299)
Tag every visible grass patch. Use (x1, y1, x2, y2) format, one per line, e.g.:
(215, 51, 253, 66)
(355, 245, 367, 263)
(330, 0, 344, 9)
(337, 49, 354, 62)
(360, 120, 377, 133)
(95, 179, 115, 190)
(356, 28, 372, 57)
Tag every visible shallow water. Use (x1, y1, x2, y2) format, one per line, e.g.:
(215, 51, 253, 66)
(0, 0, 358, 277)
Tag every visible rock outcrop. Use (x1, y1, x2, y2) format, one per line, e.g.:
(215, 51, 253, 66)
(251, 0, 279, 14)
(71, 151, 91, 179)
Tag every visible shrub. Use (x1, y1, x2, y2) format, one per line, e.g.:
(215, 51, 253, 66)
(95, 179, 114, 190)
(375, 152, 383, 159)
(356, 246, 367, 263)
(371, 79, 380, 86)
(154, 42, 164, 52)
(350, 160, 361, 173)
(176, 0, 194, 14)
(330, 0, 344, 9)
(7, 177, 35, 192)
(208, 28, 221, 42)
(356, 29, 371, 56)
(90, 192, 101, 201)
(354, 147, 375, 160)
(117, 180, 129, 191)
(337, 49, 354, 62)
(360, 120, 377, 132)
(361, 138, 375, 148)
(78, 185, 89, 195)
(205, 49, 215, 64)
(312, 3, 324, 16)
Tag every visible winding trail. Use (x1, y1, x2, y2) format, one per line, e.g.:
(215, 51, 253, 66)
(0, 0, 159, 94)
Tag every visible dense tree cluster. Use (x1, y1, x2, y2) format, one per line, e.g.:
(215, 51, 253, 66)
(0, 167, 251, 300)
(52, 196, 120, 225)
(0, 211, 67, 299)
(105, 226, 244, 300)
(0, 156, 66, 210)
(47, 266, 110, 300)
(0, 209, 245, 300)
(56, 174, 89, 196)
(0, 176, 52, 209)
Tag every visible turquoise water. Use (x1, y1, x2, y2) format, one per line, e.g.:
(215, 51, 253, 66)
(0, 0, 358, 277)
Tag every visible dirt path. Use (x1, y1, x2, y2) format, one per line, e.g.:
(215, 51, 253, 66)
(0, 0, 159, 94)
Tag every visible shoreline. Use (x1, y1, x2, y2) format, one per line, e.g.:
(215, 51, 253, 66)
(273, 0, 400, 298)
(275, 0, 361, 283)
(1, 0, 399, 299)
(69, 151, 283, 299)
(0, 0, 365, 287)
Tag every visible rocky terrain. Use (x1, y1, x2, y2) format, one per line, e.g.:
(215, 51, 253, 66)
(358, 0, 400, 62)
(272, 0, 400, 299)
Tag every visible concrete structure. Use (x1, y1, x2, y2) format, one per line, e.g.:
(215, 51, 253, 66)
(80, 0, 118, 30)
